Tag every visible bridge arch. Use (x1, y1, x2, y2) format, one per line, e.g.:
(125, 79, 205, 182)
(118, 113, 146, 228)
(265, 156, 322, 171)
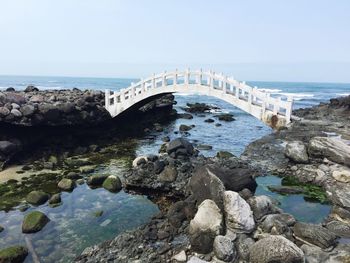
(105, 69, 293, 128)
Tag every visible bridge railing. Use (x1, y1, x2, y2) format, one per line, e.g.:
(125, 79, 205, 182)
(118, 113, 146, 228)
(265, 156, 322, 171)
(105, 69, 293, 123)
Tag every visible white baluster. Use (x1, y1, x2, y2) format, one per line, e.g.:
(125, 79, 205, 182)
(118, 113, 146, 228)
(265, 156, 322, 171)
(210, 71, 215, 89)
(152, 73, 156, 88)
(185, 68, 190, 85)
(197, 68, 202, 85)
(174, 69, 178, 86)
(162, 71, 166, 88)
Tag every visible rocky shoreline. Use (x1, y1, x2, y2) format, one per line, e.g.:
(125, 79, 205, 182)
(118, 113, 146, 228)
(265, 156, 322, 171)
(1, 91, 350, 263)
(75, 96, 350, 263)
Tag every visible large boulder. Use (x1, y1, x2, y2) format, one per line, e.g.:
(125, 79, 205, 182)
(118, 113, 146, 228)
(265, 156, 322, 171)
(223, 191, 255, 233)
(249, 235, 304, 263)
(302, 243, 350, 263)
(248, 195, 281, 220)
(26, 191, 49, 205)
(285, 141, 309, 163)
(308, 137, 350, 166)
(22, 211, 50, 233)
(213, 235, 236, 262)
(205, 164, 257, 193)
(0, 141, 17, 155)
(260, 213, 296, 234)
(102, 175, 122, 192)
(58, 178, 75, 191)
(87, 174, 109, 186)
(0, 246, 28, 263)
(293, 222, 338, 249)
(166, 138, 194, 158)
(187, 166, 226, 210)
(189, 199, 223, 254)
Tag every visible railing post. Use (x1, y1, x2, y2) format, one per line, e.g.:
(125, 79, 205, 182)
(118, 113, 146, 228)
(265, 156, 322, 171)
(210, 71, 214, 89)
(235, 84, 239, 98)
(273, 97, 281, 115)
(162, 71, 166, 88)
(197, 68, 202, 85)
(174, 69, 178, 86)
(286, 95, 293, 122)
(222, 76, 227, 94)
(140, 78, 145, 93)
(152, 73, 156, 89)
(185, 68, 190, 85)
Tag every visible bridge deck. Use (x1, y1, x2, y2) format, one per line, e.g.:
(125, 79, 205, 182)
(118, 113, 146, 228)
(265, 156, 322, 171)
(104, 69, 293, 128)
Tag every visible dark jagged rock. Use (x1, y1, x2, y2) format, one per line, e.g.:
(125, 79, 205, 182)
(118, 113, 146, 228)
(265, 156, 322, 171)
(0, 246, 28, 263)
(293, 222, 338, 249)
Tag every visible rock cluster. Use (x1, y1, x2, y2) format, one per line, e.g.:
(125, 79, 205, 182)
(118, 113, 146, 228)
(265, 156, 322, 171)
(0, 88, 110, 126)
(75, 138, 350, 263)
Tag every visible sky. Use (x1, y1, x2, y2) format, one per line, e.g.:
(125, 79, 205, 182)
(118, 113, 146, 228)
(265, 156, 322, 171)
(0, 0, 350, 82)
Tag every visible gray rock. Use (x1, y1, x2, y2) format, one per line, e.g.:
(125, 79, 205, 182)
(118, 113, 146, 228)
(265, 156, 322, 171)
(10, 108, 22, 118)
(187, 165, 226, 211)
(22, 211, 50, 233)
(308, 137, 350, 166)
(293, 222, 338, 249)
(213, 235, 236, 262)
(11, 103, 20, 109)
(204, 164, 257, 193)
(187, 256, 209, 263)
(48, 193, 61, 204)
(166, 138, 194, 158)
(58, 178, 75, 191)
(235, 234, 255, 261)
(21, 104, 35, 117)
(159, 166, 177, 182)
(249, 235, 304, 263)
(189, 199, 223, 254)
(24, 85, 39, 92)
(87, 174, 109, 186)
(224, 191, 255, 233)
(285, 141, 309, 163)
(260, 213, 296, 234)
(326, 220, 350, 238)
(29, 95, 44, 103)
(0, 106, 10, 117)
(179, 124, 193, 132)
(248, 195, 281, 220)
(26, 190, 49, 205)
(102, 175, 122, 192)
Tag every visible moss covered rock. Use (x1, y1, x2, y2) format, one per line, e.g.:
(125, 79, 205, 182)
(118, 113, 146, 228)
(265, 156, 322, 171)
(216, 151, 234, 159)
(25, 191, 49, 205)
(87, 174, 109, 186)
(22, 211, 50, 233)
(57, 178, 75, 191)
(102, 175, 122, 192)
(0, 246, 28, 263)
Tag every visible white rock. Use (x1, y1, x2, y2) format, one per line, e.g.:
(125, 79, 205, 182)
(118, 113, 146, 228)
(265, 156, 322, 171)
(189, 199, 223, 253)
(224, 191, 255, 233)
(309, 137, 350, 166)
(332, 169, 350, 183)
(132, 156, 146, 167)
(172, 250, 186, 262)
(187, 256, 209, 263)
(285, 141, 309, 163)
(189, 199, 223, 235)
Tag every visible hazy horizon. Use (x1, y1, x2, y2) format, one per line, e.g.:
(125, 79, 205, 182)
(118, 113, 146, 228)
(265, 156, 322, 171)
(1, 0, 350, 82)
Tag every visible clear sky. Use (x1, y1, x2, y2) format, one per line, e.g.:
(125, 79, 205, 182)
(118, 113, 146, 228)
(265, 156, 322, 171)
(0, 0, 350, 82)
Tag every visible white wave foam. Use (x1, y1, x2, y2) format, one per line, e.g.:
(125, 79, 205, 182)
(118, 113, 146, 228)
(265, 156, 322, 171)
(336, 93, 350, 97)
(257, 88, 282, 93)
(277, 92, 314, 101)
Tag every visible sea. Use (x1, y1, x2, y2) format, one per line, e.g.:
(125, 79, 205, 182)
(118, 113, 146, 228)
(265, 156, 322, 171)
(0, 75, 349, 262)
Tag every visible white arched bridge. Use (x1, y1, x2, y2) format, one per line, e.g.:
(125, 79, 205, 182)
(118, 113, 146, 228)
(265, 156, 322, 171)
(104, 69, 293, 128)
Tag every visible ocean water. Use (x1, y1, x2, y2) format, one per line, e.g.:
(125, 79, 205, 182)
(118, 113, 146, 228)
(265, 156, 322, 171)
(0, 75, 349, 262)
